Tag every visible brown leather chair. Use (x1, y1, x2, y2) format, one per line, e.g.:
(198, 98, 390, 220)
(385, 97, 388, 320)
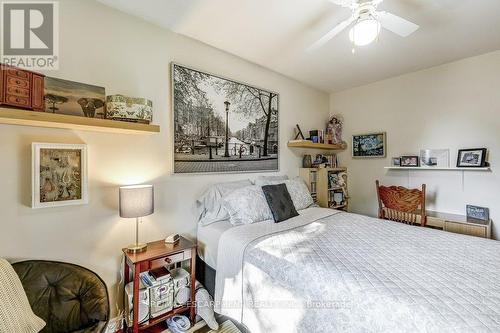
(376, 180, 427, 226)
(12, 260, 109, 333)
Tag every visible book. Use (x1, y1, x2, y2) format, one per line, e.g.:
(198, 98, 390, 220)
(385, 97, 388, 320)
(149, 266, 171, 281)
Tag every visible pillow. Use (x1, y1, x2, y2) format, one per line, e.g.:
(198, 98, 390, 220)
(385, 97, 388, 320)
(262, 184, 299, 222)
(0, 258, 45, 333)
(222, 185, 273, 225)
(254, 175, 289, 186)
(197, 179, 252, 226)
(259, 178, 314, 210)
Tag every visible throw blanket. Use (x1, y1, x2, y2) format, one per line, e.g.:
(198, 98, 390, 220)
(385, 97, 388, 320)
(214, 208, 500, 333)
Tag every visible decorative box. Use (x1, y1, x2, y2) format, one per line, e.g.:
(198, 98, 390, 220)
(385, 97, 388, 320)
(105, 94, 153, 123)
(0, 64, 45, 111)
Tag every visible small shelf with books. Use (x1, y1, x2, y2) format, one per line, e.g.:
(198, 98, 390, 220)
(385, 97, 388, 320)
(288, 140, 346, 150)
(300, 167, 349, 211)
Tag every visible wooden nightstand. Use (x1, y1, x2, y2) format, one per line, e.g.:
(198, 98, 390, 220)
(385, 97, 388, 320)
(426, 211, 492, 239)
(122, 237, 196, 333)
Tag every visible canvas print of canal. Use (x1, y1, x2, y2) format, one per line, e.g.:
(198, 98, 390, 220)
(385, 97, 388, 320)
(172, 64, 279, 173)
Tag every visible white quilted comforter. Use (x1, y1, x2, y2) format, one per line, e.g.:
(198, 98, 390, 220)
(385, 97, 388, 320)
(214, 207, 500, 333)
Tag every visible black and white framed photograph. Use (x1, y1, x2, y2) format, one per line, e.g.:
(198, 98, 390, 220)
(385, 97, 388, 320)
(457, 148, 487, 168)
(420, 149, 450, 168)
(32, 143, 88, 209)
(172, 63, 279, 174)
(466, 205, 490, 222)
(352, 132, 386, 158)
(400, 156, 419, 167)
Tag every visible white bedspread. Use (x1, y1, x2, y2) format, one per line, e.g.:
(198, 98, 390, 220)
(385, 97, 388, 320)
(214, 207, 500, 333)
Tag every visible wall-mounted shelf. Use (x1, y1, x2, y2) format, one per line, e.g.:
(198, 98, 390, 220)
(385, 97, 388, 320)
(287, 140, 346, 150)
(385, 167, 491, 171)
(0, 107, 160, 135)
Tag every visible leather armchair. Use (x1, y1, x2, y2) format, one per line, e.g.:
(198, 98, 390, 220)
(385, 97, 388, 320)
(12, 260, 109, 333)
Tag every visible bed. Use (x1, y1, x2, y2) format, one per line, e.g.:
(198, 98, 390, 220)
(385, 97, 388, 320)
(209, 207, 500, 333)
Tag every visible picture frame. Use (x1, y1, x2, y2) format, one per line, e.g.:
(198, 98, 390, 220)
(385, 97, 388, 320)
(44, 77, 106, 118)
(420, 149, 450, 168)
(466, 205, 489, 222)
(457, 148, 487, 168)
(400, 156, 419, 167)
(352, 132, 386, 158)
(392, 157, 401, 166)
(32, 143, 88, 209)
(171, 63, 279, 174)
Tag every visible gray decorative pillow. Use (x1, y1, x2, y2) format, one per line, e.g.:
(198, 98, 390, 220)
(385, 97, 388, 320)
(222, 185, 273, 225)
(260, 178, 314, 210)
(262, 184, 299, 222)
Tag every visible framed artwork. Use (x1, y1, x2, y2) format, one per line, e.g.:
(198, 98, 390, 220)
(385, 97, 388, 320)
(457, 148, 487, 168)
(32, 143, 88, 209)
(44, 77, 106, 118)
(420, 149, 450, 168)
(172, 63, 279, 174)
(352, 132, 386, 158)
(466, 205, 490, 222)
(400, 156, 419, 167)
(392, 157, 401, 166)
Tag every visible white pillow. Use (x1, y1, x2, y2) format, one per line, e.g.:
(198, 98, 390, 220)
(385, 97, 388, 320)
(222, 185, 273, 225)
(260, 178, 314, 210)
(254, 175, 289, 186)
(196, 180, 252, 226)
(0, 258, 45, 333)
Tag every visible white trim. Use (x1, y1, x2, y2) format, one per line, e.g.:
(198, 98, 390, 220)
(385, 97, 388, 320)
(384, 166, 490, 171)
(32, 142, 88, 209)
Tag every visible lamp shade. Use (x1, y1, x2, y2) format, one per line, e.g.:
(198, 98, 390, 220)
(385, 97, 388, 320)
(119, 185, 154, 218)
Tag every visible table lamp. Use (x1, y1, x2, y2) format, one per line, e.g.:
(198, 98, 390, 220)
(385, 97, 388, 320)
(119, 184, 154, 253)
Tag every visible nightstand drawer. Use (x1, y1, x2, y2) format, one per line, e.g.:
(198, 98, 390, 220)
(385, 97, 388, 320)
(150, 252, 185, 269)
(444, 221, 488, 238)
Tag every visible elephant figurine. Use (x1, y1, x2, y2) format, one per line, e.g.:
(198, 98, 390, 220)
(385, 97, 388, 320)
(77, 98, 104, 118)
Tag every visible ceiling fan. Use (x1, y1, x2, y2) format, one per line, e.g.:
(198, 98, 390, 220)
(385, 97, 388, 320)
(308, 0, 419, 50)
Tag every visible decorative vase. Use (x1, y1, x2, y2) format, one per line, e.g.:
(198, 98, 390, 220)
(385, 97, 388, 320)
(303, 155, 312, 168)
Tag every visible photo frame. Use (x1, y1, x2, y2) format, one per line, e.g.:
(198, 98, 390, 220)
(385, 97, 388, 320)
(457, 148, 487, 168)
(32, 143, 88, 209)
(172, 63, 279, 174)
(400, 156, 419, 167)
(392, 157, 401, 166)
(466, 205, 490, 222)
(352, 132, 386, 158)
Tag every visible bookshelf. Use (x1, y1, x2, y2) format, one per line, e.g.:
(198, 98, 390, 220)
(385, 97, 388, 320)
(299, 167, 349, 211)
(287, 140, 346, 150)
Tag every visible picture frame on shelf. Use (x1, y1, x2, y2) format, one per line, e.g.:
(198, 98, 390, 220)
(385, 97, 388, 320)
(400, 156, 419, 167)
(392, 157, 401, 166)
(32, 143, 88, 209)
(457, 148, 487, 168)
(352, 132, 386, 158)
(420, 149, 450, 168)
(466, 205, 489, 222)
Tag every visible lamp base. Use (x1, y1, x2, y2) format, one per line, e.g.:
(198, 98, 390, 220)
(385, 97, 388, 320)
(126, 243, 147, 253)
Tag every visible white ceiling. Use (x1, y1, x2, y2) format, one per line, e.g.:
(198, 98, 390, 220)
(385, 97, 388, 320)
(97, 0, 500, 92)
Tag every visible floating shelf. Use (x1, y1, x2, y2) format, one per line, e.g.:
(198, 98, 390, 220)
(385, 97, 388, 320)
(287, 140, 346, 150)
(385, 167, 491, 171)
(0, 107, 160, 135)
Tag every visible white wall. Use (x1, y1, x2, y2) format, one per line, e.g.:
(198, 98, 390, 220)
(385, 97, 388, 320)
(330, 50, 500, 239)
(0, 0, 329, 315)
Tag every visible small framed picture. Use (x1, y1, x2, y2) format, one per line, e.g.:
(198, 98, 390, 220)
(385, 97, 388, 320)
(352, 132, 386, 158)
(32, 143, 88, 209)
(392, 157, 401, 166)
(457, 148, 487, 168)
(400, 156, 419, 167)
(466, 205, 489, 222)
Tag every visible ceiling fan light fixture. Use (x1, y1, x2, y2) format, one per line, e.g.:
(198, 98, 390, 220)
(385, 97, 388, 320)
(349, 18, 381, 46)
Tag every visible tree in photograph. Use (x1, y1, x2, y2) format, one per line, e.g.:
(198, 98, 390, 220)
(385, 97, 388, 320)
(216, 82, 277, 156)
(44, 94, 68, 113)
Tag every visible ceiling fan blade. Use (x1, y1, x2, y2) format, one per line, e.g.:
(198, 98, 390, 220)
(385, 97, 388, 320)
(307, 16, 356, 51)
(377, 11, 419, 37)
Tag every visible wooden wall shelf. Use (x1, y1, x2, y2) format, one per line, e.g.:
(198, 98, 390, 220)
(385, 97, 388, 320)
(287, 140, 346, 150)
(0, 107, 160, 135)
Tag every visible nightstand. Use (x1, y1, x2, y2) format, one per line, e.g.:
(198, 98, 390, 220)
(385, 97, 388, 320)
(122, 237, 196, 333)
